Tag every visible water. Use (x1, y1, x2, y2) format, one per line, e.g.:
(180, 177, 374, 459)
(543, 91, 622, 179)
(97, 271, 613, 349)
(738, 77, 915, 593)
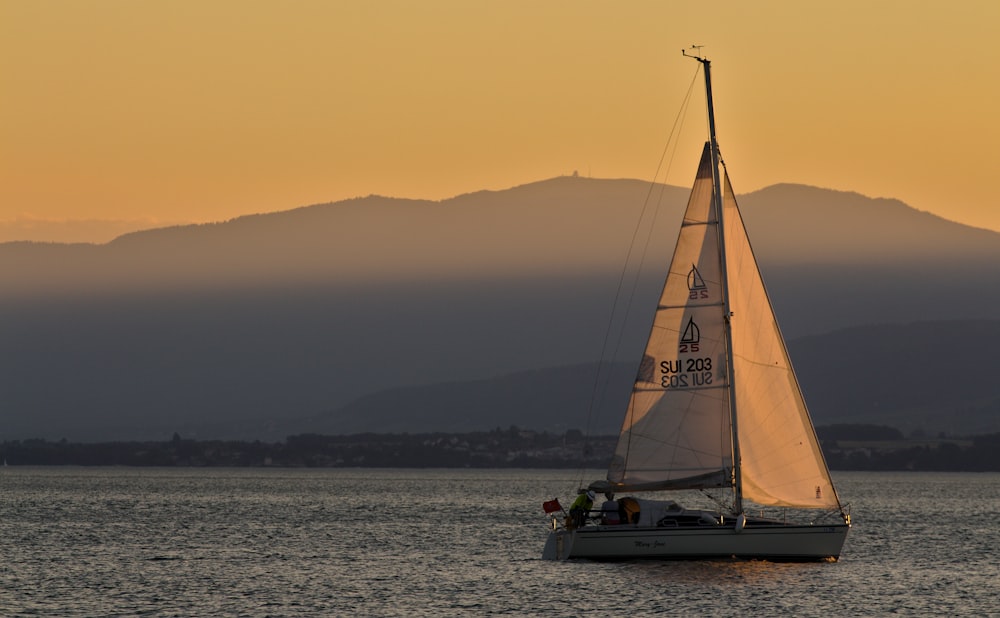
(1, 468, 998, 616)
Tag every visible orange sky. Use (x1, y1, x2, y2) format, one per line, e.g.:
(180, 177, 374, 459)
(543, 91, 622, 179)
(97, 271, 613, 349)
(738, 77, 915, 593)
(3, 1, 999, 242)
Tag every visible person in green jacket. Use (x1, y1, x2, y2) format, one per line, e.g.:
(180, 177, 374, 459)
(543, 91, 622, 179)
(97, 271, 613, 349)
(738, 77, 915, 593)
(568, 489, 595, 529)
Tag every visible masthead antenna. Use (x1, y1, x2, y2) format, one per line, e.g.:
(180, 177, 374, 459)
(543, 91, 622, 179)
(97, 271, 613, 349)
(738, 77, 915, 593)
(681, 45, 706, 62)
(680, 45, 717, 146)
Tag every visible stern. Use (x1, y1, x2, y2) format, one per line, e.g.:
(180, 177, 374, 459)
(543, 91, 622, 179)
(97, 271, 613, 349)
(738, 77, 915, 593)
(541, 529, 573, 560)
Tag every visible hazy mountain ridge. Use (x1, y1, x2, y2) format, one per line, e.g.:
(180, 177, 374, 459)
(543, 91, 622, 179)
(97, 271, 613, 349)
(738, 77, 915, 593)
(283, 320, 1000, 438)
(791, 320, 1000, 434)
(279, 363, 637, 438)
(4, 179, 998, 296)
(0, 177, 681, 295)
(741, 184, 1000, 264)
(2, 178, 999, 441)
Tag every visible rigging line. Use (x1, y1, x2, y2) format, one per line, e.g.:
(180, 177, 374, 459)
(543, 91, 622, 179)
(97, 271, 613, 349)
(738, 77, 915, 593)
(578, 65, 702, 485)
(602, 66, 701, 465)
(618, 66, 700, 331)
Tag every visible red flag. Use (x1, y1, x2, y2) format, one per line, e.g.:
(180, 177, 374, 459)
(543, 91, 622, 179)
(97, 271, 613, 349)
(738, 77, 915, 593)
(542, 498, 562, 514)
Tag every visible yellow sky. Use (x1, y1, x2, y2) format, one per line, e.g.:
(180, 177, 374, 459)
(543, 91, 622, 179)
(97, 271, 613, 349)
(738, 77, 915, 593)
(3, 1, 999, 240)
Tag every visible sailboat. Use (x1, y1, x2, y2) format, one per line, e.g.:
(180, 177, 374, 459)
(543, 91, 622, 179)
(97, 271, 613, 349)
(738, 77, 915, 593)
(542, 51, 851, 561)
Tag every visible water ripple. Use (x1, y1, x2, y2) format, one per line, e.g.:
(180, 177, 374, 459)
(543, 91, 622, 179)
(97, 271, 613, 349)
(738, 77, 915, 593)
(0, 468, 997, 616)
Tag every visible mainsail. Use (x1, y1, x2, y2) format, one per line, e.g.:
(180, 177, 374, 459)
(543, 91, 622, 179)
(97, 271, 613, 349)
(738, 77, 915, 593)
(604, 142, 840, 510)
(607, 143, 732, 492)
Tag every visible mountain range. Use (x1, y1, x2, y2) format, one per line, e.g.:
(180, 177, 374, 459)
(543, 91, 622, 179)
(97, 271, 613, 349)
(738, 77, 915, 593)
(2, 177, 999, 441)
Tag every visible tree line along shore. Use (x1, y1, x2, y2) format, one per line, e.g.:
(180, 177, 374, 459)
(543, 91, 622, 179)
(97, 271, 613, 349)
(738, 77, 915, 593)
(2, 425, 1000, 471)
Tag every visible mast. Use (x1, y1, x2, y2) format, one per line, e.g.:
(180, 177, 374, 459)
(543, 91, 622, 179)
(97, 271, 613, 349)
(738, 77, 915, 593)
(683, 48, 744, 513)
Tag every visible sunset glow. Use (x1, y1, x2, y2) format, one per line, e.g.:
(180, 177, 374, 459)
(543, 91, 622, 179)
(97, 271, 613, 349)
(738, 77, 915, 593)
(3, 1, 999, 241)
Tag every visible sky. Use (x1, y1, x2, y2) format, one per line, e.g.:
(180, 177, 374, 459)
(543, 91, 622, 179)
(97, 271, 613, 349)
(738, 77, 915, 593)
(3, 1, 1000, 242)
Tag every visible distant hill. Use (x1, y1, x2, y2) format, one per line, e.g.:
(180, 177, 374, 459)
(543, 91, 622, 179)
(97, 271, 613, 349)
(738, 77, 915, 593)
(790, 320, 1000, 435)
(0, 178, 684, 295)
(276, 363, 637, 438)
(1, 177, 999, 441)
(273, 320, 1000, 439)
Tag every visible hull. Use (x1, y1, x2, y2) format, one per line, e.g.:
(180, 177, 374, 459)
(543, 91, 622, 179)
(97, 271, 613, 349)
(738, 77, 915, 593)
(542, 523, 849, 562)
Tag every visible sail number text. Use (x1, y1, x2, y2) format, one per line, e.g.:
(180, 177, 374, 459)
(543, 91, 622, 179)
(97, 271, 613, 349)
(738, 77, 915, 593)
(659, 357, 713, 389)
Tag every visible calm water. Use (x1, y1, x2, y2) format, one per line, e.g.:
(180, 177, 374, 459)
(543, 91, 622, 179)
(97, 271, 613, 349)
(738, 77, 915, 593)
(1, 468, 998, 616)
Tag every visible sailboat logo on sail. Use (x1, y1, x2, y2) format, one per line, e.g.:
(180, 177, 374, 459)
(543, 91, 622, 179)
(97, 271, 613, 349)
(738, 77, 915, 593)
(679, 317, 700, 353)
(687, 265, 709, 300)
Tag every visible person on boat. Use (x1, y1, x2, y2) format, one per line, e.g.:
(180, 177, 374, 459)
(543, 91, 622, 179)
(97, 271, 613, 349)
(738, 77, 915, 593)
(568, 489, 595, 529)
(600, 499, 620, 524)
(618, 496, 640, 524)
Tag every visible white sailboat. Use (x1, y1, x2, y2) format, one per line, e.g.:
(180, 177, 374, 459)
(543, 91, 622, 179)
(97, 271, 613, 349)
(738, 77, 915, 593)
(542, 51, 851, 561)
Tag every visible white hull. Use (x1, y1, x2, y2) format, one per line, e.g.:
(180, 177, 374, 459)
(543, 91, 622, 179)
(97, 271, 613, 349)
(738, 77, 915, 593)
(542, 523, 849, 562)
